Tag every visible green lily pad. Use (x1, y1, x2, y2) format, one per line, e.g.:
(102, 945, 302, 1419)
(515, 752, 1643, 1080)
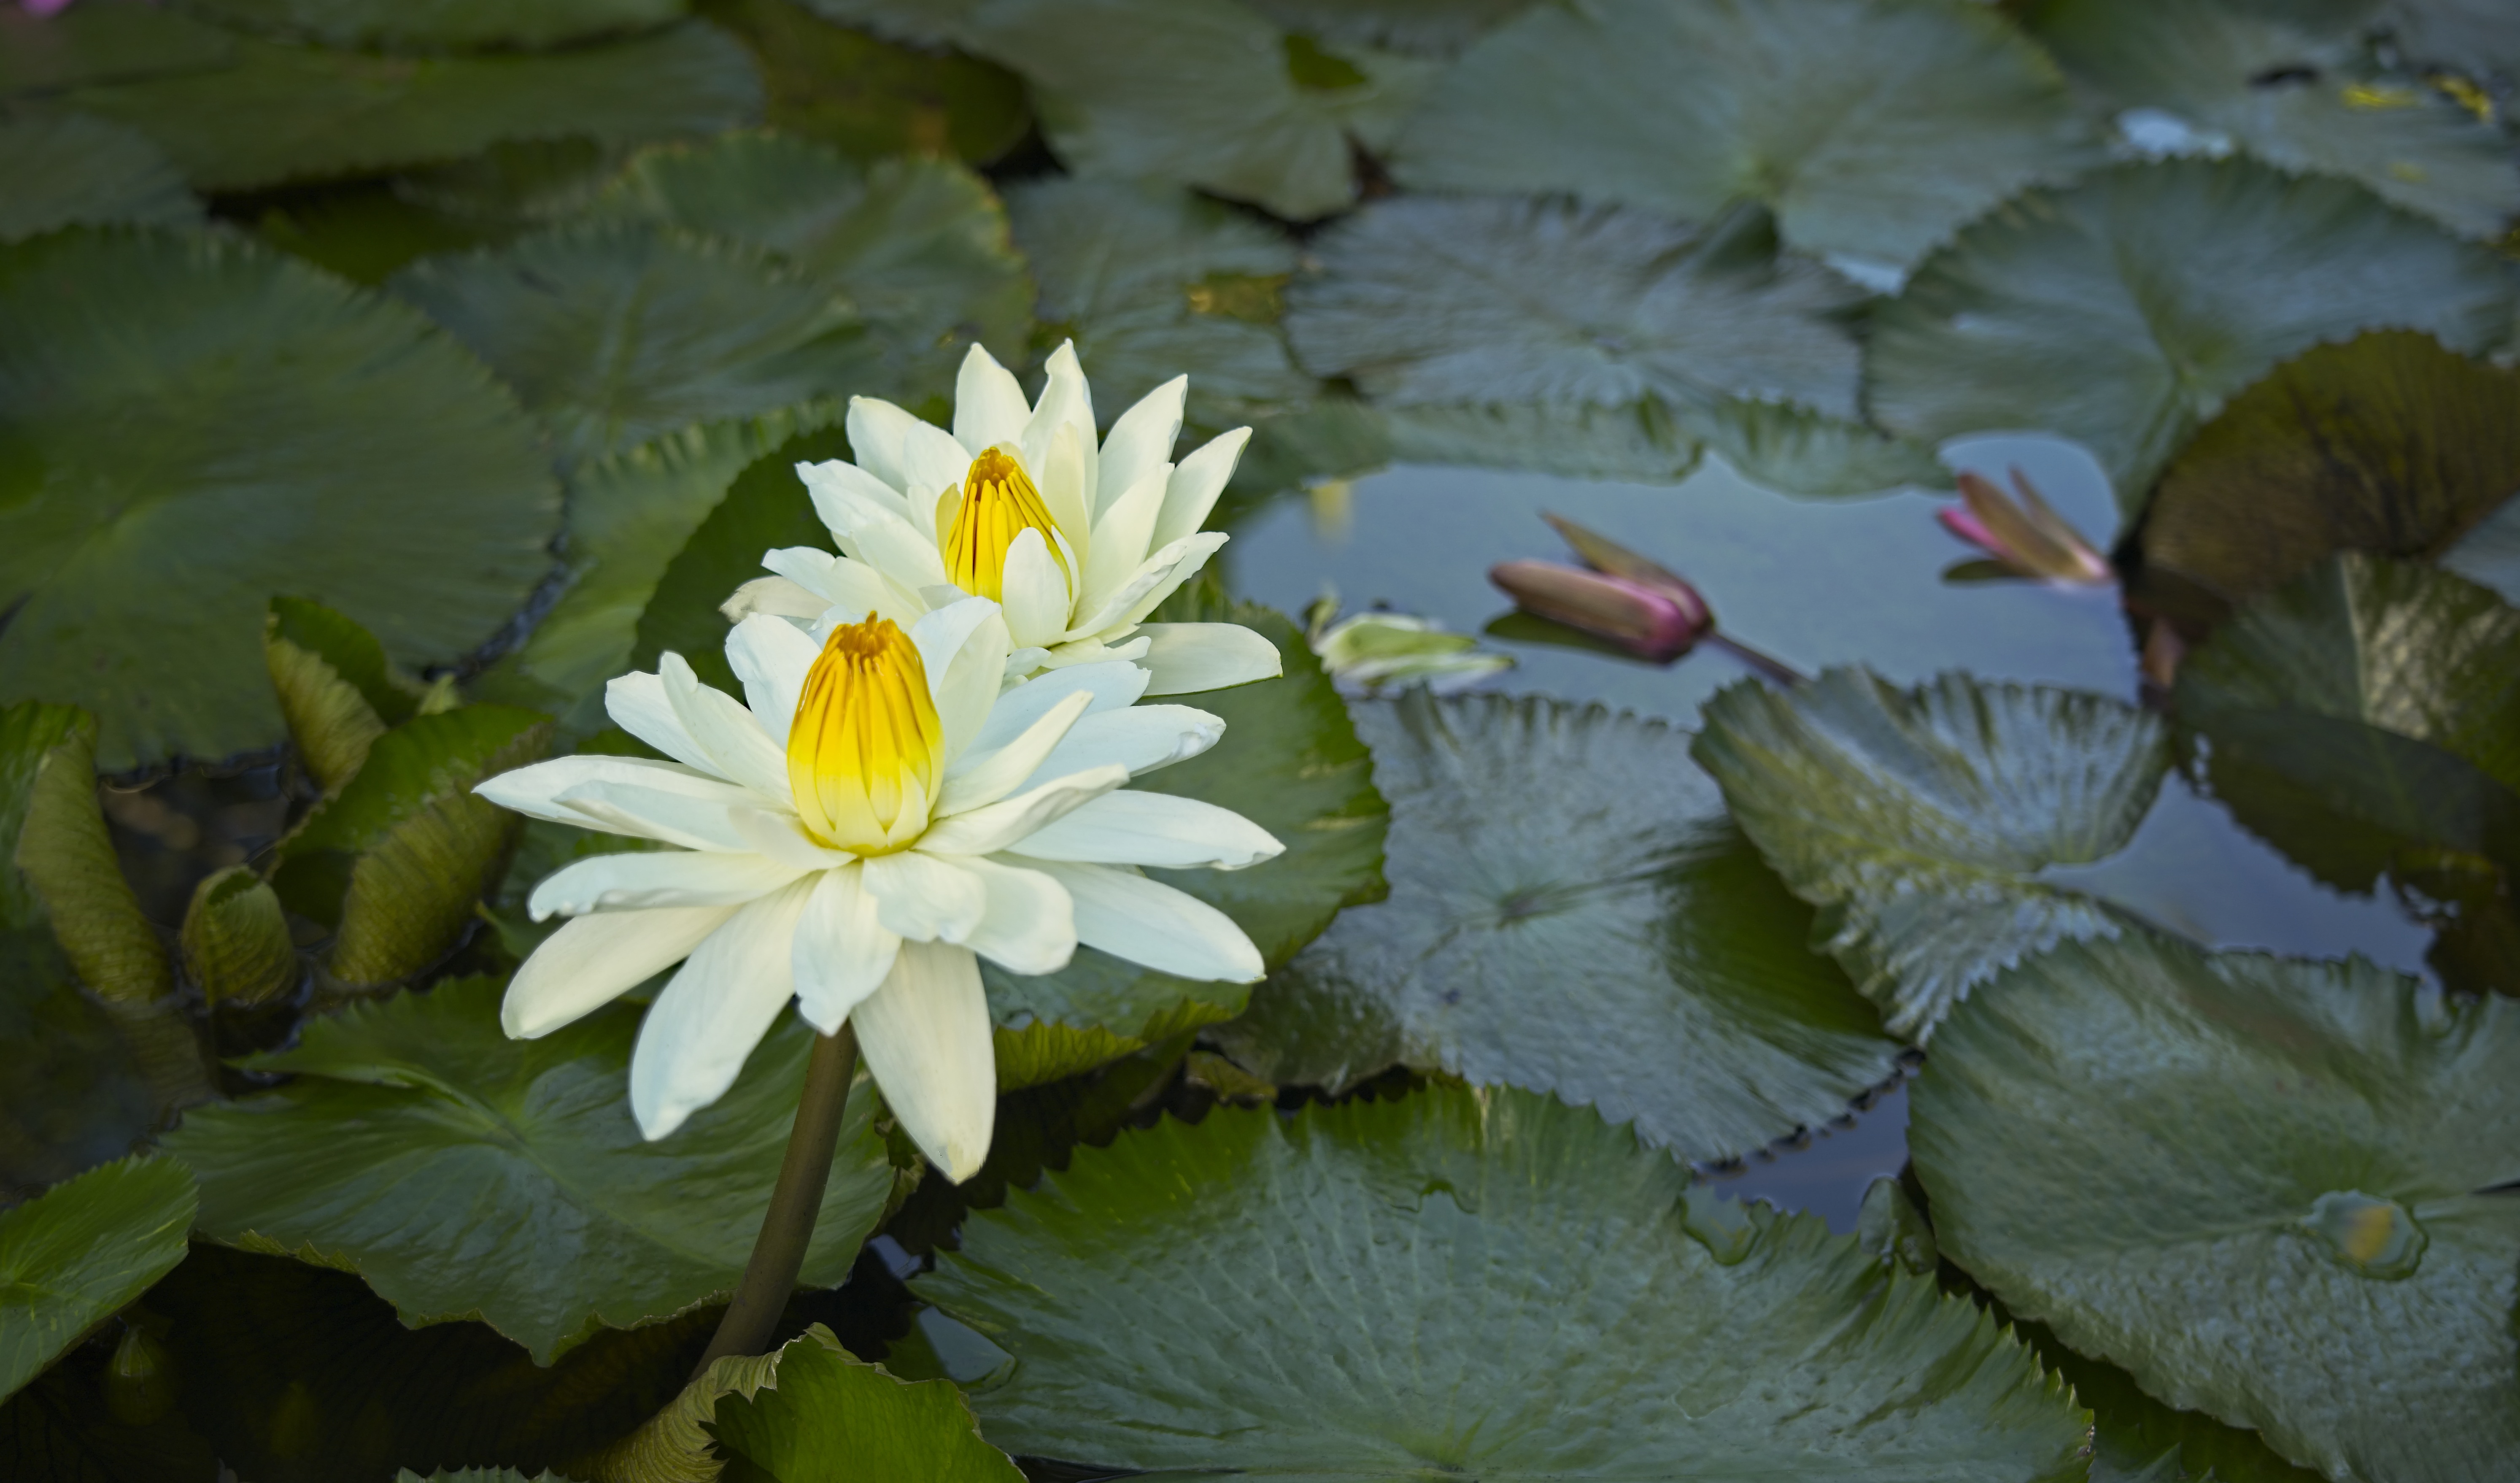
(2141, 331, 2520, 611)
(2376, 0, 2520, 82)
(967, 0, 1438, 221)
(2008, 1317, 2326, 1483)
(161, 976, 896, 1364)
(1909, 930, 2520, 1483)
(1692, 668, 2172, 1039)
(790, 0, 980, 47)
(0, 114, 197, 244)
(707, 1331, 1023, 1482)
(1244, 0, 1531, 56)
(700, 0, 1031, 166)
(2030, 0, 2520, 240)
(2443, 493, 2520, 607)
(0, 0, 236, 97)
(917, 1083, 2091, 1479)
(1867, 157, 2518, 510)
(0, 227, 558, 769)
(182, 0, 685, 52)
(1005, 176, 1314, 425)
(1392, 0, 2095, 272)
(0, 1155, 196, 1404)
(1214, 691, 1902, 1163)
(1286, 197, 1864, 419)
(394, 221, 876, 468)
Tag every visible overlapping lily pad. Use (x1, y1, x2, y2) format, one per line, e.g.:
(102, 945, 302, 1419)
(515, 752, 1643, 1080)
(1394, 0, 2095, 271)
(0, 227, 558, 768)
(1910, 931, 2520, 1482)
(1867, 157, 2518, 508)
(704, 0, 1031, 167)
(1692, 669, 2171, 1038)
(0, 113, 197, 243)
(0, 1155, 196, 1403)
(163, 976, 896, 1364)
(1245, 0, 1531, 56)
(918, 1083, 2091, 1478)
(707, 1330, 1024, 1481)
(1215, 692, 1902, 1162)
(181, 0, 686, 52)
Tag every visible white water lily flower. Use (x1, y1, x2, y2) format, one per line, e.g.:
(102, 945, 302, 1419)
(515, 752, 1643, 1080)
(723, 340, 1283, 696)
(475, 597, 1280, 1180)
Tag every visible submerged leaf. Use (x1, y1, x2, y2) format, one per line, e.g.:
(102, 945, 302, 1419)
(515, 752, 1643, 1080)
(0, 1156, 195, 1404)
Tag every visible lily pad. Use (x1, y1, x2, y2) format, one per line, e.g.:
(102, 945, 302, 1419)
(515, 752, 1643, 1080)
(1392, 0, 2095, 272)
(1214, 691, 1902, 1163)
(2142, 331, 2520, 610)
(0, 1155, 196, 1403)
(0, 228, 559, 770)
(701, 0, 1031, 167)
(394, 221, 876, 468)
(162, 976, 896, 1364)
(1909, 930, 2520, 1483)
(182, 0, 685, 52)
(967, 0, 1438, 221)
(0, 114, 197, 243)
(2377, 0, 2520, 82)
(917, 1083, 2091, 1479)
(707, 1331, 1023, 1482)
(1692, 668, 2171, 1039)
(2031, 0, 2520, 239)
(1867, 157, 2519, 508)
(1286, 197, 1864, 419)
(2443, 494, 2520, 606)
(1244, 0, 1531, 57)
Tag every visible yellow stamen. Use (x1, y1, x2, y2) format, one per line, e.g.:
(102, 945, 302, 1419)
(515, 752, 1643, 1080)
(943, 447, 1069, 602)
(787, 614, 944, 854)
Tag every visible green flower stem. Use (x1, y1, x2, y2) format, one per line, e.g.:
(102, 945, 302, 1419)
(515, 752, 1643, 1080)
(1709, 632, 1808, 689)
(694, 1024, 859, 1375)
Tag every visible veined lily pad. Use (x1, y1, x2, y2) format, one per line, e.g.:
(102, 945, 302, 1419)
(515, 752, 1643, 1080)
(2376, 0, 2520, 83)
(1244, 0, 1532, 56)
(0, 1156, 195, 1404)
(1215, 691, 1903, 1163)
(162, 976, 896, 1364)
(1910, 930, 2520, 1483)
(703, 0, 1032, 167)
(179, 0, 687, 52)
(0, 113, 197, 243)
(1392, 0, 2096, 271)
(917, 1083, 2092, 1479)
(1692, 668, 2171, 1039)
(1867, 157, 2518, 509)
(706, 1329, 1024, 1482)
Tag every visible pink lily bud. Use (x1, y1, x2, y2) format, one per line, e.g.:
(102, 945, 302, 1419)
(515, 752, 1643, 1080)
(22, 0, 78, 16)
(1489, 559, 1708, 662)
(1938, 469, 2114, 585)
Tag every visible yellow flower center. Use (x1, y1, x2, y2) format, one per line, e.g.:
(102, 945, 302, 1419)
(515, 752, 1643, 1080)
(787, 614, 944, 854)
(942, 447, 1069, 602)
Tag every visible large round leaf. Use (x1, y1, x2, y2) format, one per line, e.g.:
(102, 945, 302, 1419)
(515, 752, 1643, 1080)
(1910, 930, 2520, 1483)
(703, 0, 1031, 168)
(0, 1155, 195, 1404)
(1392, 0, 2096, 273)
(0, 228, 558, 768)
(1867, 157, 2518, 511)
(707, 1331, 1024, 1482)
(1285, 196, 1865, 418)
(2377, 0, 2520, 82)
(162, 976, 898, 1365)
(2141, 331, 2520, 609)
(1215, 691, 1902, 1163)
(0, 113, 197, 243)
(1244, 0, 1532, 56)
(1692, 668, 2171, 1039)
(179, 0, 687, 52)
(918, 1084, 2091, 1479)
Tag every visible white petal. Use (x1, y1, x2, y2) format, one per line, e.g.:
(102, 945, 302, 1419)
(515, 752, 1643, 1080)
(628, 878, 816, 1139)
(503, 904, 738, 1039)
(1098, 374, 1184, 515)
(1119, 532, 1229, 628)
(952, 343, 1031, 453)
(792, 862, 899, 1034)
(1007, 790, 1283, 870)
(1078, 462, 1172, 625)
(1039, 633, 1151, 669)
(896, 426, 979, 542)
(1034, 423, 1092, 560)
(968, 662, 1150, 757)
(764, 547, 925, 628)
(720, 575, 827, 623)
(851, 940, 996, 1180)
(1005, 859, 1262, 983)
(662, 652, 788, 798)
(796, 457, 914, 533)
(939, 689, 1093, 816)
(818, 498, 950, 594)
(553, 778, 758, 853)
(605, 669, 723, 779)
(528, 850, 806, 920)
(1028, 704, 1222, 787)
(1068, 532, 1223, 638)
(730, 808, 858, 871)
(952, 856, 1075, 975)
(999, 527, 1073, 652)
(1138, 621, 1284, 696)
(477, 755, 727, 827)
(911, 598, 1012, 764)
(1150, 426, 1249, 551)
(1018, 344, 1097, 521)
(912, 764, 1127, 858)
(726, 613, 822, 751)
(861, 849, 988, 943)
(842, 399, 950, 513)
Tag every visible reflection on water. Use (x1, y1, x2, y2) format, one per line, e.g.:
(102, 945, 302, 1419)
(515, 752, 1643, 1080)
(1709, 1081, 1913, 1234)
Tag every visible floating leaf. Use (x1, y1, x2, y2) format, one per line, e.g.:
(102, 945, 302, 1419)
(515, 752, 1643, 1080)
(1286, 197, 1864, 418)
(0, 113, 196, 244)
(1910, 930, 2520, 1483)
(968, 0, 1438, 221)
(1244, 0, 1532, 57)
(1394, 0, 2095, 272)
(2005, 1316, 2326, 1483)
(0, 227, 559, 768)
(2443, 494, 2520, 607)
(1692, 669, 2171, 1038)
(917, 1084, 2091, 1479)
(2375, 0, 2520, 85)
(0, 0, 235, 97)
(1867, 157, 2518, 509)
(163, 977, 895, 1364)
(1215, 692, 1902, 1162)
(699, 0, 1030, 166)
(0, 1156, 195, 1404)
(1683, 398, 1948, 497)
(789, 0, 980, 48)
(2141, 331, 2520, 610)
(706, 1329, 1023, 1482)
(1373, 398, 1702, 484)
(181, 0, 686, 52)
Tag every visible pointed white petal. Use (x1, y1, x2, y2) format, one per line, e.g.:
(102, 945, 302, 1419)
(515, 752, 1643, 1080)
(1019, 344, 1097, 520)
(1007, 790, 1283, 870)
(1004, 859, 1263, 982)
(842, 399, 928, 503)
(1098, 374, 1185, 516)
(726, 613, 823, 751)
(850, 941, 996, 1180)
(968, 662, 1150, 757)
(792, 862, 899, 1034)
(1150, 426, 1249, 551)
(662, 652, 789, 798)
(477, 755, 724, 826)
(796, 457, 914, 534)
(939, 689, 1093, 816)
(628, 878, 816, 1139)
(762, 548, 924, 628)
(503, 904, 738, 1039)
(1039, 632, 1150, 669)
(1034, 424, 1092, 561)
(605, 669, 723, 779)
(730, 808, 858, 870)
(861, 849, 988, 943)
(1028, 703, 1222, 786)
(998, 527, 1073, 652)
(829, 501, 950, 593)
(553, 778, 757, 853)
(897, 426, 979, 543)
(951, 856, 1075, 975)
(1138, 621, 1284, 696)
(912, 598, 1012, 764)
(721, 575, 828, 623)
(528, 850, 806, 920)
(953, 344, 1031, 453)
(1078, 462, 1172, 622)
(1118, 532, 1228, 628)
(912, 764, 1127, 857)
